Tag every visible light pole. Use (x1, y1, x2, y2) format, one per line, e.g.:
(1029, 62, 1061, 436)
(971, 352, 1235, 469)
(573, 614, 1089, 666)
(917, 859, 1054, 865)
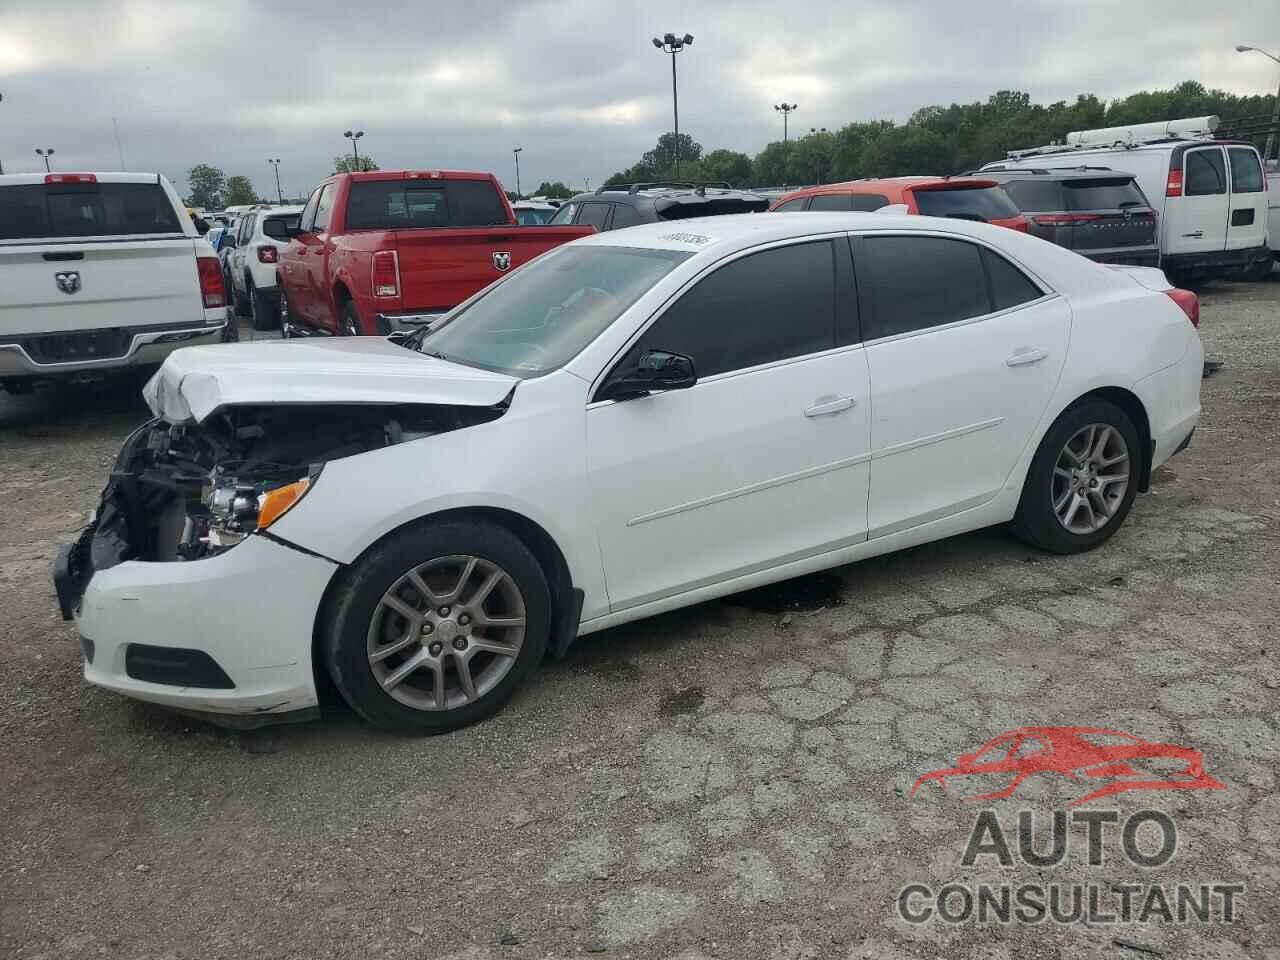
(774, 103, 798, 144)
(0, 92, 5, 174)
(512, 147, 523, 199)
(343, 129, 365, 171)
(809, 128, 830, 184)
(1236, 45, 1280, 163)
(35, 147, 54, 172)
(268, 159, 284, 204)
(652, 32, 693, 177)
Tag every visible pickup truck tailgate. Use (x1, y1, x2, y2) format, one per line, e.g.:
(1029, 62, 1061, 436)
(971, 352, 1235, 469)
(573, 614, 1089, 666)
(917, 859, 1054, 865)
(0, 238, 206, 336)
(394, 226, 593, 313)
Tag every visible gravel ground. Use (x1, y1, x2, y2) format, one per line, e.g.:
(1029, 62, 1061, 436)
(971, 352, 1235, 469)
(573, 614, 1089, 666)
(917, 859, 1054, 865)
(2, 278, 1278, 960)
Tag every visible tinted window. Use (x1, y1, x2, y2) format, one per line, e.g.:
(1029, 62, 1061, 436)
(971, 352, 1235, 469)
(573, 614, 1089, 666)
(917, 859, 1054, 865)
(314, 184, 336, 231)
(1228, 148, 1264, 193)
(862, 236, 989, 338)
(619, 241, 836, 379)
(913, 186, 1020, 222)
(659, 197, 770, 220)
(577, 202, 613, 230)
(1064, 178, 1149, 210)
(610, 204, 645, 228)
(0, 182, 182, 240)
(1002, 180, 1064, 211)
(515, 208, 551, 224)
(1185, 149, 1226, 196)
(808, 194, 853, 211)
(262, 214, 298, 240)
(238, 213, 256, 244)
(548, 202, 577, 225)
(773, 197, 809, 212)
(982, 248, 1043, 311)
(344, 180, 508, 229)
(850, 194, 890, 211)
(299, 189, 321, 231)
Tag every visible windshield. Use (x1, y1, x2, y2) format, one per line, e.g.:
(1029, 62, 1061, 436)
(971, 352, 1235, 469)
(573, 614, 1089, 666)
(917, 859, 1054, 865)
(515, 207, 553, 225)
(418, 245, 692, 377)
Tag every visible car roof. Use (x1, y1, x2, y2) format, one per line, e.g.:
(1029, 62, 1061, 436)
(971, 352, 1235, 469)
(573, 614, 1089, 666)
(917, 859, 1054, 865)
(254, 205, 304, 216)
(568, 184, 768, 204)
(0, 171, 171, 186)
(779, 176, 998, 203)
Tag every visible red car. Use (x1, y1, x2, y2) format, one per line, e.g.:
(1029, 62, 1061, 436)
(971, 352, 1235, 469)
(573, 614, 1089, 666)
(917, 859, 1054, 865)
(911, 726, 1225, 806)
(770, 176, 1029, 232)
(277, 170, 595, 337)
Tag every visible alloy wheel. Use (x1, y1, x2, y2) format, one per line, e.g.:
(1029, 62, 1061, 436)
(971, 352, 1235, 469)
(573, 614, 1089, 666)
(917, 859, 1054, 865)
(1051, 423, 1130, 534)
(366, 555, 527, 712)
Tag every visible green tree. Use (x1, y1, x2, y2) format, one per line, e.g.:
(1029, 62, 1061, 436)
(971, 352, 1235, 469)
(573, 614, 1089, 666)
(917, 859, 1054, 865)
(751, 141, 793, 186)
(786, 130, 837, 185)
(533, 180, 574, 199)
(185, 163, 225, 209)
(640, 132, 703, 179)
(830, 121, 894, 181)
(333, 154, 380, 174)
(223, 175, 258, 206)
(700, 149, 753, 187)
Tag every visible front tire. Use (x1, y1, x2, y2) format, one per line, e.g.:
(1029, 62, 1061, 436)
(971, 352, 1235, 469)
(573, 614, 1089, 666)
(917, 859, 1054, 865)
(1011, 399, 1141, 554)
(323, 521, 551, 734)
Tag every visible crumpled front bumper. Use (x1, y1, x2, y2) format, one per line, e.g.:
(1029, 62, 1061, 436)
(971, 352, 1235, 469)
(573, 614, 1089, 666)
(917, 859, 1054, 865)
(71, 534, 337, 723)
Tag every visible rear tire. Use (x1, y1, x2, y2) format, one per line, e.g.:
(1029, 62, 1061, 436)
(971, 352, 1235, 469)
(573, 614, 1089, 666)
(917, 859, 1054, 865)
(1011, 399, 1142, 555)
(341, 299, 363, 336)
(279, 284, 298, 338)
(323, 521, 551, 734)
(1239, 258, 1274, 282)
(250, 284, 277, 331)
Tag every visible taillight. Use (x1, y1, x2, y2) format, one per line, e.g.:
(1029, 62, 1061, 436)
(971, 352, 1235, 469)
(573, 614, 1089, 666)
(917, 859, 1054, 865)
(1031, 214, 1104, 226)
(196, 256, 226, 309)
(371, 250, 399, 298)
(45, 173, 97, 184)
(1166, 169, 1184, 198)
(257, 245, 278, 264)
(1166, 288, 1199, 328)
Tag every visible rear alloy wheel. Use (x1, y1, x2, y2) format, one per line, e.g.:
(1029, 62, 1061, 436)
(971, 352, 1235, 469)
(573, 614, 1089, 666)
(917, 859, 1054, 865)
(324, 521, 550, 734)
(1012, 399, 1141, 554)
(250, 284, 277, 331)
(341, 300, 363, 337)
(279, 286, 297, 338)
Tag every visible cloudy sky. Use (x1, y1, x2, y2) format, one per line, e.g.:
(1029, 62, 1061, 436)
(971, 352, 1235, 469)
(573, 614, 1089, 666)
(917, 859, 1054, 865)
(1, 0, 1278, 199)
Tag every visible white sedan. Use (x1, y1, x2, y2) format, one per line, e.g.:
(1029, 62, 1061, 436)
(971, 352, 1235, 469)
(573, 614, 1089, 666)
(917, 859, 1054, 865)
(55, 213, 1203, 733)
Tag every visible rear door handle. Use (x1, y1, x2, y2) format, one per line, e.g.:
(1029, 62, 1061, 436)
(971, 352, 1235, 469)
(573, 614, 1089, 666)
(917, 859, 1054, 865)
(805, 395, 855, 417)
(1181, 230, 1204, 239)
(1006, 348, 1048, 367)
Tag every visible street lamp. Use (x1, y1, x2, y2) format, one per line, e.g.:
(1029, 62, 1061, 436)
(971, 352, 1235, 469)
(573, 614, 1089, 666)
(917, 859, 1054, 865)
(1235, 44, 1280, 163)
(774, 103, 798, 144)
(35, 147, 54, 172)
(512, 147, 523, 199)
(809, 128, 830, 184)
(652, 32, 694, 177)
(343, 130, 365, 171)
(267, 159, 284, 204)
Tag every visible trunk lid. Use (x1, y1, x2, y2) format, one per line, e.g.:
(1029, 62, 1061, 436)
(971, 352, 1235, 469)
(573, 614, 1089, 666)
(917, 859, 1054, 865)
(1063, 178, 1158, 252)
(143, 336, 518, 424)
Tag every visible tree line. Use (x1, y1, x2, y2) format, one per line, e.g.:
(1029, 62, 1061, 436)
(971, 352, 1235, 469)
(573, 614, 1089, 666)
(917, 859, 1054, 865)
(604, 81, 1278, 189)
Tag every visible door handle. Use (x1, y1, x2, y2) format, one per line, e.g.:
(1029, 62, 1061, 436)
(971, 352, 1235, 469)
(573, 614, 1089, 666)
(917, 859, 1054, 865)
(1181, 230, 1204, 239)
(804, 396, 854, 417)
(1006, 348, 1048, 367)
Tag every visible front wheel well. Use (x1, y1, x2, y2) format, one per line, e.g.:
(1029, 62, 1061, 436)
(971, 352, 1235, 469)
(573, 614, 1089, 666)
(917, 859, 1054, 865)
(310, 508, 578, 703)
(1068, 387, 1153, 491)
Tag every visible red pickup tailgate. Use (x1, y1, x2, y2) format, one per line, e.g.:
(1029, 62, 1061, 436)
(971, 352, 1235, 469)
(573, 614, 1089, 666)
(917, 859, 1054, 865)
(394, 226, 595, 314)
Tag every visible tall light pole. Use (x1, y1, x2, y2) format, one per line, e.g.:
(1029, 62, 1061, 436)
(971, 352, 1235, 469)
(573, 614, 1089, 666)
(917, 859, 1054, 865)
(35, 147, 54, 172)
(809, 128, 831, 184)
(774, 103, 798, 144)
(652, 32, 694, 178)
(343, 129, 364, 171)
(1236, 45, 1280, 163)
(267, 159, 284, 204)
(512, 147, 523, 199)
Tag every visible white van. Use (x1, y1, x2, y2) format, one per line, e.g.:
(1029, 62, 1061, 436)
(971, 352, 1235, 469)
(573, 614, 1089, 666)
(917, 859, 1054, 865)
(984, 117, 1271, 282)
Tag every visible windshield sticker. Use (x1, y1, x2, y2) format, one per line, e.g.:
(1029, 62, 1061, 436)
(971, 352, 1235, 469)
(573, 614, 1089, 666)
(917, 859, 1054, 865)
(660, 232, 712, 246)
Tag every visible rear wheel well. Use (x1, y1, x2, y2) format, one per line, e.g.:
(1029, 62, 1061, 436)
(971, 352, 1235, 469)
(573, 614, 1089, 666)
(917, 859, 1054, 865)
(311, 508, 577, 705)
(333, 281, 352, 307)
(1074, 387, 1152, 491)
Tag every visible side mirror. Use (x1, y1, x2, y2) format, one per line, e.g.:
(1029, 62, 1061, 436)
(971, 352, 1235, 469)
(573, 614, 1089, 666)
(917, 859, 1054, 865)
(600, 349, 697, 402)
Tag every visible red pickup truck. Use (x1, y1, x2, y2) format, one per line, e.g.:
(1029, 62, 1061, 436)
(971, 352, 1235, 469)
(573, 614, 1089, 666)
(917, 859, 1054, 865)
(277, 170, 595, 336)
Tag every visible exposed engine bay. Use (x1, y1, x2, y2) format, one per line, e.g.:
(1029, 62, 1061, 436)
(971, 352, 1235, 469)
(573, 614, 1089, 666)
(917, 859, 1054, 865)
(55, 401, 508, 619)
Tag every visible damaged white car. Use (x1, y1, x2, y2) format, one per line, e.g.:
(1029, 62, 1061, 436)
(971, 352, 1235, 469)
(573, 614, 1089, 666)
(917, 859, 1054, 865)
(55, 214, 1203, 733)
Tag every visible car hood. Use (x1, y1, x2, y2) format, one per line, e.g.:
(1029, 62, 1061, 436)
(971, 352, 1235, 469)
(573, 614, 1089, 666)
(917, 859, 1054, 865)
(143, 337, 519, 424)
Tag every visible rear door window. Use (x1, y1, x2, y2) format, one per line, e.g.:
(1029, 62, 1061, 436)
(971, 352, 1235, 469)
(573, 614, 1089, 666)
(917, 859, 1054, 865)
(1184, 149, 1227, 196)
(981, 248, 1043, 310)
(343, 179, 509, 229)
(808, 194, 853, 211)
(1227, 148, 1264, 193)
(849, 194, 890, 211)
(773, 197, 809, 212)
(576, 202, 613, 231)
(860, 235, 991, 338)
(912, 186, 1021, 222)
(0, 181, 182, 240)
(610, 204, 645, 228)
(1064, 178, 1150, 210)
(1002, 180, 1065, 212)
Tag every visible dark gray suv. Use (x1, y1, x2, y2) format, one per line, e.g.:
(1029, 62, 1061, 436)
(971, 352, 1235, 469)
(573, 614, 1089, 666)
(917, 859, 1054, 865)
(548, 182, 770, 231)
(981, 169, 1159, 267)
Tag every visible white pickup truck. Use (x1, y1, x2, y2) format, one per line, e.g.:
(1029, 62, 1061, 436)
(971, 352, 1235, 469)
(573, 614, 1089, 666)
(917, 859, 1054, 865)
(0, 172, 229, 393)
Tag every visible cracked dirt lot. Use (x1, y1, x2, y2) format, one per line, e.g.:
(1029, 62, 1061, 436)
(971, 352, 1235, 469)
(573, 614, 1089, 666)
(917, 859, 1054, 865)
(2, 278, 1279, 960)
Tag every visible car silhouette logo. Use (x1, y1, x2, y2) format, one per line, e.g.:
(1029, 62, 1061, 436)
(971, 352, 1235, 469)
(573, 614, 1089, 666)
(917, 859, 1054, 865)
(55, 271, 82, 294)
(911, 726, 1225, 807)
(492, 251, 512, 272)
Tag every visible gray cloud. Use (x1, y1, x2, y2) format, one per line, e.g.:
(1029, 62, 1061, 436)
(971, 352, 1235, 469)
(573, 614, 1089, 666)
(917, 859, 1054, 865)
(1, 0, 1277, 197)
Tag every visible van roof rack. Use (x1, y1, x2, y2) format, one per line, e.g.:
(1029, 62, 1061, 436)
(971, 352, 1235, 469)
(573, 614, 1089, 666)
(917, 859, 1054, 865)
(1005, 116, 1225, 160)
